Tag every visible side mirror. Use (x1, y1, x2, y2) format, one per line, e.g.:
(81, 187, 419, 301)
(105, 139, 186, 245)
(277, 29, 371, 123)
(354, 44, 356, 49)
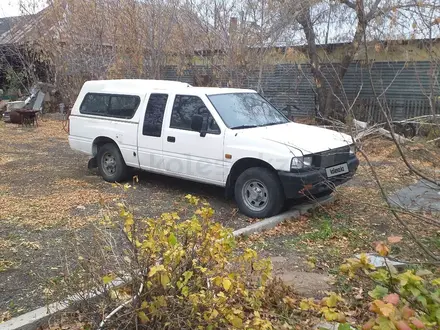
(191, 114, 207, 137)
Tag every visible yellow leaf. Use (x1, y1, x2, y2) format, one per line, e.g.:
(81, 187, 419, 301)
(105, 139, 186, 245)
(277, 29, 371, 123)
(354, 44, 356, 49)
(321, 306, 339, 321)
(211, 309, 219, 319)
(213, 276, 222, 287)
(373, 300, 395, 317)
(148, 265, 165, 277)
(160, 274, 170, 288)
(183, 271, 193, 282)
(168, 233, 177, 246)
(432, 278, 440, 286)
(138, 311, 149, 323)
(324, 293, 343, 307)
(223, 278, 232, 291)
(228, 315, 243, 328)
(102, 274, 115, 284)
(156, 295, 167, 307)
(300, 300, 310, 310)
(181, 286, 189, 297)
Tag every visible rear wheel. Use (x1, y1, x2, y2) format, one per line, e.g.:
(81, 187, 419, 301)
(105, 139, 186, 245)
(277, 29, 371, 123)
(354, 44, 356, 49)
(97, 143, 127, 182)
(234, 167, 285, 218)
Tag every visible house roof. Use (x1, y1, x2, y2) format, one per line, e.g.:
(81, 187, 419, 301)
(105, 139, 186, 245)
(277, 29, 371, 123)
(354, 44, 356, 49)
(0, 2, 215, 52)
(0, 12, 45, 45)
(0, 16, 17, 36)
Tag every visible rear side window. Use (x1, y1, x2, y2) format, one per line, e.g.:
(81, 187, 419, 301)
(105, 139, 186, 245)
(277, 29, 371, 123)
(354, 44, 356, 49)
(143, 93, 168, 137)
(80, 93, 140, 119)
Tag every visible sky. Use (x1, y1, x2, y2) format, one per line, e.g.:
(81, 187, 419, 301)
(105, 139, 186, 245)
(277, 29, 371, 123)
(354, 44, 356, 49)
(0, 0, 46, 18)
(0, 0, 21, 18)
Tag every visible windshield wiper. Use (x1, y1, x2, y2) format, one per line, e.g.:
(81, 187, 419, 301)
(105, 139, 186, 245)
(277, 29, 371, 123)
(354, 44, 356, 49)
(231, 124, 259, 129)
(263, 122, 285, 127)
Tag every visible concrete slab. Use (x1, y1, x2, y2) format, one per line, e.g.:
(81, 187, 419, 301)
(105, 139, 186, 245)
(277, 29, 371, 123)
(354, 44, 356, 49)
(233, 195, 335, 237)
(388, 180, 440, 212)
(315, 322, 356, 330)
(0, 302, 68, 330)
(0, 279, 125, 330)
(354, 253, 406, 268)
(278, 271, 332, 297)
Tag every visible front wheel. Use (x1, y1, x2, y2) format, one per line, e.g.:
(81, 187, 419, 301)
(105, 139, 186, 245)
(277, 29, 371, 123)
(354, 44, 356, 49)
(97, 143, 127, 182)
(234, 167, 285, 218)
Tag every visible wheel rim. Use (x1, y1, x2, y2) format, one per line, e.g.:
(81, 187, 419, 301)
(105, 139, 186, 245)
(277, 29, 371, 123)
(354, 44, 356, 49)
(241, 179, 269, 212)
(102, 152, 117, 176)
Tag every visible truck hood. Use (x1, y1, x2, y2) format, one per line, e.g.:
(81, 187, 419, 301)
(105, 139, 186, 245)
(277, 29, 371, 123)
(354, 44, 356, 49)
(236, 122, 353, 154)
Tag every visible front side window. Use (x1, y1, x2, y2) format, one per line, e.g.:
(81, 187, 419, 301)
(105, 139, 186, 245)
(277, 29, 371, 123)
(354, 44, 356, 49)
(143, 93, 168, 137)
(207, 93, 288, 129)
(170, 95, 220, 134)
(80, 93, 140, 119)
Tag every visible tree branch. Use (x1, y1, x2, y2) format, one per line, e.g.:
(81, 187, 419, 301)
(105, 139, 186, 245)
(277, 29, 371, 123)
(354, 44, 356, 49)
(358, 149, 439, 261)
(366, 0, 382, 20)
(340, 0, 356, 10)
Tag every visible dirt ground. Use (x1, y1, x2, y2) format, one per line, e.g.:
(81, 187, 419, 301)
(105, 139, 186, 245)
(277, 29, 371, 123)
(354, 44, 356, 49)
(0, 118, 250, 317)
(244, 135, 440, 293)
(1, 117, 439, 320)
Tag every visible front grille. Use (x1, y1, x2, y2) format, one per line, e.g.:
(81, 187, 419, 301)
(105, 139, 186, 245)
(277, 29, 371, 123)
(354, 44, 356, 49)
(312, 146, 350, 168)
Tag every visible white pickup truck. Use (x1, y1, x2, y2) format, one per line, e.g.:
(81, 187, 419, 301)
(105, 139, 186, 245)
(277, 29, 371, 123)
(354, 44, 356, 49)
(69, 79, 359, 218)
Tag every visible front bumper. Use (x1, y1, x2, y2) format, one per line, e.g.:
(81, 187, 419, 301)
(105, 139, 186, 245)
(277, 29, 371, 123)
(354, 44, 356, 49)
(278, 156, 360, 199)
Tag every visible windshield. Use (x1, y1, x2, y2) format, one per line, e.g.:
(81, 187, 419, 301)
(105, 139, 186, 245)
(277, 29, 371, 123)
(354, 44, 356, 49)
(207, 93, 289, 129)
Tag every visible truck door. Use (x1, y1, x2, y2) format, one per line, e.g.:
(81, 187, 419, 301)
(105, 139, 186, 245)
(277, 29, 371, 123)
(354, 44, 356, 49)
(162, 94, 225, 185)
(137, 93, 169, 172)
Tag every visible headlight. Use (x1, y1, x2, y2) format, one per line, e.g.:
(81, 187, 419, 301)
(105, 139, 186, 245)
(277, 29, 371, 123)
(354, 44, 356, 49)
(291, 156, 313, 169)
(349, 144, 356, 155)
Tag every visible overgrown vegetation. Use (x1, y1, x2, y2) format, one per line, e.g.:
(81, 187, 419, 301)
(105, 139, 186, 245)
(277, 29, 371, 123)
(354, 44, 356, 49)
(40, 187, 440, 329)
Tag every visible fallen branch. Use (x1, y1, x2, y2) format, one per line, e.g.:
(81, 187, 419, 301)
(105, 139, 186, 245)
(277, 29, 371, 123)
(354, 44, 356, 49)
(98, 282, 144, 330)
(353, 119, 411, 144)
(427, 137, 440, 144)
(377, 127, 411, 144)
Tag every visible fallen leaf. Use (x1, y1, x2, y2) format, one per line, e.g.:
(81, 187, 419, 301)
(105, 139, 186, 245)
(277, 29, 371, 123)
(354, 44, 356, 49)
(387, 236, 402, 244)
(375, 242, 390, 257)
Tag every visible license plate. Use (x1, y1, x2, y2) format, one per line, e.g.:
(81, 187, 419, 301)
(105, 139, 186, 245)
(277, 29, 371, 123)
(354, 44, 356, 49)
(326, 163, 349, 178)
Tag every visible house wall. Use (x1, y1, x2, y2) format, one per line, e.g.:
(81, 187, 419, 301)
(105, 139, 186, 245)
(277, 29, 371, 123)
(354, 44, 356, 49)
(185, 40, 440, 66)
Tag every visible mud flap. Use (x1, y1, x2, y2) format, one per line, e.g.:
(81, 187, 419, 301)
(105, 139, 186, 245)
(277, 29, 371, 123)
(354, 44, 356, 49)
(88, 157, 98, 169)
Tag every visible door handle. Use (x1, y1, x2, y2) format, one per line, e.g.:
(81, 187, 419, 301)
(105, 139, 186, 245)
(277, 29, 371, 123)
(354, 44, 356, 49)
(167, 136, 176, 143)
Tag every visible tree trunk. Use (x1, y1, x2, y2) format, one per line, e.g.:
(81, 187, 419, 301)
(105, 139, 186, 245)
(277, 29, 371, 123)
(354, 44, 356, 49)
(299, 0, 371, 121)
(326, 0, 366, 120)
(298, 8, 328, 119)
(325, 27, 364, 119)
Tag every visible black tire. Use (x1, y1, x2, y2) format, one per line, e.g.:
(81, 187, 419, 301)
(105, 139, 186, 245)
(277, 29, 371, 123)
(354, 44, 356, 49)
(234, 167, 285, 218)
(97, 143, 128, 182)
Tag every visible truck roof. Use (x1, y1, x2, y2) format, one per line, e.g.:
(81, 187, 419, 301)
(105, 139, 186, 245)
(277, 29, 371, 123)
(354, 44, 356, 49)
(81, 79, 256, 95)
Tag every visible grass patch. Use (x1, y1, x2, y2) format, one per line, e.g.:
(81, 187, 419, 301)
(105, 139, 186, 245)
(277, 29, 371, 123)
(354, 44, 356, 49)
(0, 259, 16, 272)
(286, 211, 367, 248)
